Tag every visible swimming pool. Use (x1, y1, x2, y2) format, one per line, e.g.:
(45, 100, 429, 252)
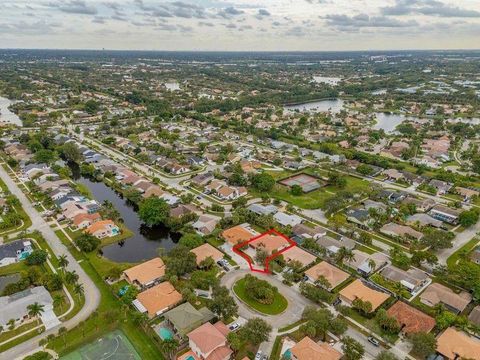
(157, 327, 173, 341)
(283, 349, 292, 359)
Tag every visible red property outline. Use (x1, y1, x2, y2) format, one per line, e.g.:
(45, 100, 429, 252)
(232, 229, 296, 274)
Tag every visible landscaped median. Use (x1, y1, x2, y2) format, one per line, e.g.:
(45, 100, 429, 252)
(232, 274, 288, 315)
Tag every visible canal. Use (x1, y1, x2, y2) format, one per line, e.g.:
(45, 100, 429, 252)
(69, 164, 180, 263)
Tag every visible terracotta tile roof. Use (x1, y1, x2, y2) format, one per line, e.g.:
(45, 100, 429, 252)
(187, 321, 230, 357)
(386, 301, 435, 335)
(282, 246, 316, 267)
(339, 279, 390, 311)
(437, 327, 480, 360)
(136, 281, 182, 317)
(123, 257, 165, 286)
(291, 337, 342, 360)
(190, 243, 224, 265)
(221, 225, 256, 245)
(72, 212, 101, 226)
(305, 261, 350, 289)
(250, 234, 290, 254)
(85, 220, 116, 235)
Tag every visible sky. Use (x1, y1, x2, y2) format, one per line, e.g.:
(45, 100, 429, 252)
(1, 0, 480, 51)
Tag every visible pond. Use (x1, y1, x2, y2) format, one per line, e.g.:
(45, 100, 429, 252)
(0, 96, 22, 126)
(0, 273, 21, 293)
(69, 164, 180, 263)
(372, 112, 409, 133)
(284, 98, 345, 114)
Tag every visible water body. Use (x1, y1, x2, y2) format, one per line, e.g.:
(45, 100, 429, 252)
(373, 113, 409, 133)
(0, 97, 22, 126)
(284, 98, 345, 114)
(372, 89, 387, 96)
(69, 164, 180, 263)
(0, 273, 21, 293)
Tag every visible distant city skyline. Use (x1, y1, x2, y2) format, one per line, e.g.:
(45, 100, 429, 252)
(1, 0, 480, 51)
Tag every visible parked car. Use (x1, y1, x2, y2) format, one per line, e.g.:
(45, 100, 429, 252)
(368, 336, 380, 347)
(255, 351, 263, 360)
(229, 323, 240, 332)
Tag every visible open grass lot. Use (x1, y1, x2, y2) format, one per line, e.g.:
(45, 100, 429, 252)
(251, 170, 369, 210)
(446, 236, 480, 268)
(233, 277, 288, 315)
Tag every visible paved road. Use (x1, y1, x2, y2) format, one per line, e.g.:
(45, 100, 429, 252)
(437, 219, 480, 264)
(0, 165, 101, 360)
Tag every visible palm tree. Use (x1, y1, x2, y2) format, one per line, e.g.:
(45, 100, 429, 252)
(65, 270, 79, 285)
(53, 294, 65, 313)
(367, 259, 376, 273)
(160, 339, 179, 360)
(27, 303, 45, 325)
(336, 247, 355, 265)
(74, 283, 84, 300)
(58, 255, 69, 271)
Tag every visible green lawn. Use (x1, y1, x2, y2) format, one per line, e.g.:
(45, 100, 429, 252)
(446, 237, 480, 268)
(233, 278, 288, 315)
(251, 170, 369, 210)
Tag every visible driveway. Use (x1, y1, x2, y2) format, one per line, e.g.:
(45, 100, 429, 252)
(0, 165, 101, 360)
(220, 269, 314, 329)
(437, 219, 480, 265)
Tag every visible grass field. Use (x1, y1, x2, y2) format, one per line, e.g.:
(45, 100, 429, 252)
(233, 277, 288, 315)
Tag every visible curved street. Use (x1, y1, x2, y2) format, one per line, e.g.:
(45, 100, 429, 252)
(220, 269, 313, 329)
(0, 165, 101, 360)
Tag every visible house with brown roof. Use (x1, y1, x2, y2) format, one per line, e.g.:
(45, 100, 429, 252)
(85, 220, 120, 238)
(339, 279, 390, 312)
(420, 282, 471, 314)
(386, 301, 435, 335)
(72, 212, 101, 230)
(190, 243, 224, 266)
(380, 223, 424, 241)
(123, 257, 165, 288)
(133, 281, 182, 318)
(187, 321, 232, 360)
(170, 204, 199, 219)
(291, 337, 342, 360)
(143, 185, 164, 199)
(436, 327, 480, 360)
(221, 224, 256, 245)
(304, 261, 350, 290)
(249, 234, 290, 254)
(282, 246, 316, 268)
(455, 186, 479, 201)
(468, 305, 480, 326)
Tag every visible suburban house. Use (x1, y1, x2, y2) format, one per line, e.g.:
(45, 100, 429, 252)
(246, 203, 278, 216)
(190, 243, 224, 266)
(274, 212, 303, 227)
(221, 224, 257, 246)
(304, 261, 350, 290)
(281, 246, 317, 268)
(379, 265, 429, 294)
(468, 305, 480, 326)
(402, 197, 436, 212)
(339, 279, 390, 312)
(290, 336, 342, 360)
(72, 212, 101, 230)
(316, 235, 355, 256)
(380, 223, 424, 241)
(249, 234, 291, 255)
(123, 257, 166, 288)
(247, 204, 278, 215)
(429, 179, 452, 195)
(133, 281, 182, 318)
(162, 302, 214, 337)
(0, 240, 33, 267)
(185, 321, 233, 360)
(455, 186, 479, 201)
(346, 250, 389, 276)
(85, 220, 120, 238)
(386, 301, 436, 335)
(436, 327, 480, 360)
(406, 213, 443, 228)
(192, 215, 219, 235)
(346, 208, 373, 228)
(291, 224, 326, 241)
(0, 286, 59, 330)
(420, 283, 472, 314)
(429, 205, 461, 224)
